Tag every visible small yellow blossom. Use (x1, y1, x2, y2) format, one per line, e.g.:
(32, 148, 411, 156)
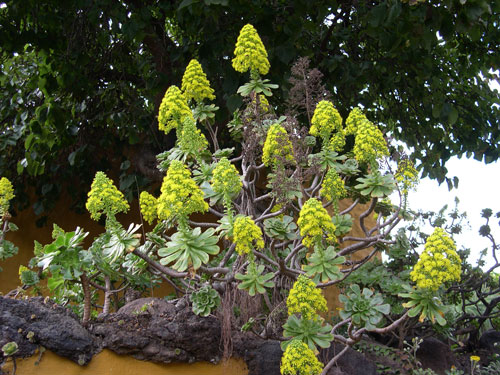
(410, 227, 461, 291)
(470, 355, 480, 362)
(286, 275, 328, 320)
(181, 59, 215, 103)
(297, 198, 336, 248)
(0, 177, 15, 217)
(280, 339, 323, 375)
(86, 171, 129, 221)
(262, 124, 295, 167)
(233, 216, 264, 255)
(139, 191, 158, 225)
(232, 24, 270, 75)
(158, 85, 194, 135)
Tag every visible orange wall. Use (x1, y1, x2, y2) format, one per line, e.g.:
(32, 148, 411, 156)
(1, 349, 247, 375)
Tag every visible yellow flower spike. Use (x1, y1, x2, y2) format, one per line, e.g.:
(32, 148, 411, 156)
(286, 275, 328, 320)
(395, 159, 419, 195)
(139, 191, 158, 225)
(0, 177, 15, 217)
(470, 355, 480, 362)
(211, 157, 242, 197)
(233, 216, 264, 255)
(86, 172, 129, 221)
(280, 340, 323, 375)
(157, 160, 208, 223)
(410, 227, 461, 291)
(181, 59, 215, 103)
(252, 94, 270, 113)
(232, 24, 270, 75)
(178, 117, 209, 156)
(262, 124, 295, 167)
(352, 115, 389, 164)
(297, 198, 336, 248)
(158, 85, 194, 135)
(344, 107, 367, 136)
(310, 101, 343, 141)
(320, 168, 347, 203)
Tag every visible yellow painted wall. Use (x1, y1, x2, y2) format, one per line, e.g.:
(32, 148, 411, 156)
(1, 349, 248, 375)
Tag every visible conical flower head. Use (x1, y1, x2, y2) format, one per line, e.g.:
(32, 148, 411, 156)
(345, 107, 367, 136)
(262, 124, 295, 167)
(297, 198, 336, 248)
(280, 339, 323, 375)
(233, 216, 264, 255)
(395, 159, 419, 195)
(353, 118, 389, 164)
(320, 168, 347, 203)
(286, 275, 328, 320)
(157, 160, 208, 223)
(181, 59, 215, 103)
(310, 100, 343, 139)
(410, 227, 461, 291)
(86, 171, 129, 221)
(139, 191, 158, 225)
(0, 177, 14, 217)
(232, 24, 270, 75)
(178, 117, 209, 157)
(211, 157, 242, 197)
(158, 85, 194, 135)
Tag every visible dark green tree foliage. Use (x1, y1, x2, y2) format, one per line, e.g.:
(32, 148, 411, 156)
(1, 0, 499, 214)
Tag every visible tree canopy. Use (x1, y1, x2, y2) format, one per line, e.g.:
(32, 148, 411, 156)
(1, 0, 499, 215)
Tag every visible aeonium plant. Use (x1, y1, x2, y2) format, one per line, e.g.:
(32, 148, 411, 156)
(13, 24, 462, 374)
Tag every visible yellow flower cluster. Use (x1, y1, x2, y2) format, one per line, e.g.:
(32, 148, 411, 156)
(262, 124, 295, 167)
(233, 216, 264, 255)
(0, 177, 15, 217)
(158, 85, 194, 135)
(310, 101, 344, 151)
(181, 59, 215, 103)
(410, 227, 461, 291)
(344, 107, 366, 136)
(353, 117, 389, 165)
(320, 169, 347, 203)
(157, 160, 208, 223)
(395, 159, 419, 195)
(232, 24, 270, 75)
(280, 339, 323, 375)
(139, 191, 158, 225)
(86, 172, 129, 221)
(178, 117, 209, 156)
(297, 198, 336, 248)
(211, 157, 242, 198)
(252, 94, 270, 113)
(286, 275, 328, 320)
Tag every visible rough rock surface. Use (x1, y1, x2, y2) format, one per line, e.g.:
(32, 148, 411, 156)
(417, 337, 457, 375)
(479, 330, 500, 352)
(91, 297, 222, 364)
(233, 337, 377, 375)
(1, 296, 377, 375)
(0, 296, 95, 364)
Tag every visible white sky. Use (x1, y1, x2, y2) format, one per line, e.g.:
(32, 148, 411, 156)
(401, 157, 500, 268)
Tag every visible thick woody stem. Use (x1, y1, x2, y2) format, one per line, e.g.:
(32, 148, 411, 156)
(80, 273, 91, 323)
